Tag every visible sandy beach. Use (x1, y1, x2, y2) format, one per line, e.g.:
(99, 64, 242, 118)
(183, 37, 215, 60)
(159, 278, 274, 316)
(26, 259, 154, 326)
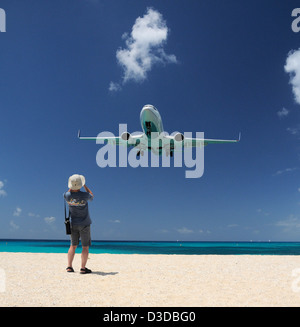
(0, 252, 300, 307)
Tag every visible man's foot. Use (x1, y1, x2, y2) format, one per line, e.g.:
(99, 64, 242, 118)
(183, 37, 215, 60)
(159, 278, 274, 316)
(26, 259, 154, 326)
(80, 267, 92, 274)
(66, 267, 74, 272)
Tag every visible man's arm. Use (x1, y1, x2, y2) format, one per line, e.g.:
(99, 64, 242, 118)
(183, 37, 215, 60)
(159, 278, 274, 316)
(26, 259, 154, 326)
(84, 185, 94, 199)
(64, 190, 71, 199)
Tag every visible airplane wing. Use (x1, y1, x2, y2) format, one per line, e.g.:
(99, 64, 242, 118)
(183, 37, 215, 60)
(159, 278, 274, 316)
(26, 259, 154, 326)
(77, 130, 145, 147)
(184, 132, 241, 148)
(78, 130, 240, 154)
(167, 133, 241, 151)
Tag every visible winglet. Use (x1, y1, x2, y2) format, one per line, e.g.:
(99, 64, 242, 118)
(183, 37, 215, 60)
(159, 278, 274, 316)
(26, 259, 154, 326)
(237, 132, 241, 142)
(78, 130, 81, 139)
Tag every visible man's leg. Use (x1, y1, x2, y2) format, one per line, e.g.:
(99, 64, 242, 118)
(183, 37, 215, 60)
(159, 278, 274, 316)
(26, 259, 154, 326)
(67, 225, 80, 271)
(67, 245, 77, 270)
(81, 246, 89, 269)
(80, 225, 92, 273)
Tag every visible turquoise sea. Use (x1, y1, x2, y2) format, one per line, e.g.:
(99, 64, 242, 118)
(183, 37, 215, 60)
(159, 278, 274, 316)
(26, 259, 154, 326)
(1, 239, 300, 255)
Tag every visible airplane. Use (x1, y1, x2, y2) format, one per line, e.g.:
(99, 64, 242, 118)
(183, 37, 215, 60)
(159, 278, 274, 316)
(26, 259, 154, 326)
(78, 104, 240, 157)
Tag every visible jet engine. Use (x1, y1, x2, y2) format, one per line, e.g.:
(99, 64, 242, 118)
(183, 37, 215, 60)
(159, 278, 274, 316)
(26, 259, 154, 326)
(173, 132, 184, 142)
(121, 132, 131, 141)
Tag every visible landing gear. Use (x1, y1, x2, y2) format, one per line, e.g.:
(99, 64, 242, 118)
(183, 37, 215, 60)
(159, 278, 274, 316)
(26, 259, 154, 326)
(136, 150, 144, 157)
(145, 121, 152, 136)
(166, 150, 174, 157)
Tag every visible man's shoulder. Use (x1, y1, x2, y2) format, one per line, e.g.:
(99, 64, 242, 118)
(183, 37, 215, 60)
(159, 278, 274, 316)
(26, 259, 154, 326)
(64, 191, 92, 201)
(73, 191, 91, 200)
(64, 191, 71, 199)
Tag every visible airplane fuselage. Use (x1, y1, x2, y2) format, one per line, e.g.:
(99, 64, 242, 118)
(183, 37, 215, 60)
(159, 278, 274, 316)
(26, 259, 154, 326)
(140, 105, 164, 137)
(140, 104, 166, 155)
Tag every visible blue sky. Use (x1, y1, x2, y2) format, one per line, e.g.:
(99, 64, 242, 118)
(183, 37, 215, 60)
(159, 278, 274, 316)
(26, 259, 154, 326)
(1, 0, 300, 241)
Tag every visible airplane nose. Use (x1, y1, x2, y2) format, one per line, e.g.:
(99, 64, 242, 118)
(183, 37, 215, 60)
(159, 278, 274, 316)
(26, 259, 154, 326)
(141, 107, 154, 120)
(142, 104, 155, 112)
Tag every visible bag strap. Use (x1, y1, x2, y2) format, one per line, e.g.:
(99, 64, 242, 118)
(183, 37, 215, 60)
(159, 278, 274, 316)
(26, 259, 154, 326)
(64, 200, 66, 220)
(64, 196, 70, 221)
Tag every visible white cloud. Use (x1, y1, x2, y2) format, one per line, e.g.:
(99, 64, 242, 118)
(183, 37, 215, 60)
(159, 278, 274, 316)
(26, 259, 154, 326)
(13, 207, 22, 217)
(108, 219, 121, 223)
(10, 220, 19, 230)
(28, 212, 40, 218)
(109, 7, 177, 90)
(285, 49, 300, 105)
(156, 229, 170, 234)
(227, 224, 238, 228)
(257, 208, 270, 216)
(0, 180, 7, 197)
(108, 82, 122, 92)
(44, 216, 56, 224)
(273, 167, 298, 176)
(275, 215, 300, 231)
(277, 107, 289, 118)
(198, 229, 211, 234)
(287, 125, 300, 136)
(176, 227, 194, 234)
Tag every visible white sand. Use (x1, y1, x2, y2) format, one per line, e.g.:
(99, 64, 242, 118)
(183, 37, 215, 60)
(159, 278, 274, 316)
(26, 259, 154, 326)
(0, 252, 300, 306)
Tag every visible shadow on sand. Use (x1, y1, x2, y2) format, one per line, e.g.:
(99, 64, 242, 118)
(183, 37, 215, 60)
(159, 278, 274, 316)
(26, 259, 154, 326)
(91, 271, 119, 276)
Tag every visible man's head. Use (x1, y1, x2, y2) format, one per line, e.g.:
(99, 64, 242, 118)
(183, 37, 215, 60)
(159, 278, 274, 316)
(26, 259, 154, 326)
(68, 174, 85, 191)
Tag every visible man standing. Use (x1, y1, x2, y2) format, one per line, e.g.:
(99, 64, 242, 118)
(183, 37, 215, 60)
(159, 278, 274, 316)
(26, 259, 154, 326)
(64, 174, 94, 274)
